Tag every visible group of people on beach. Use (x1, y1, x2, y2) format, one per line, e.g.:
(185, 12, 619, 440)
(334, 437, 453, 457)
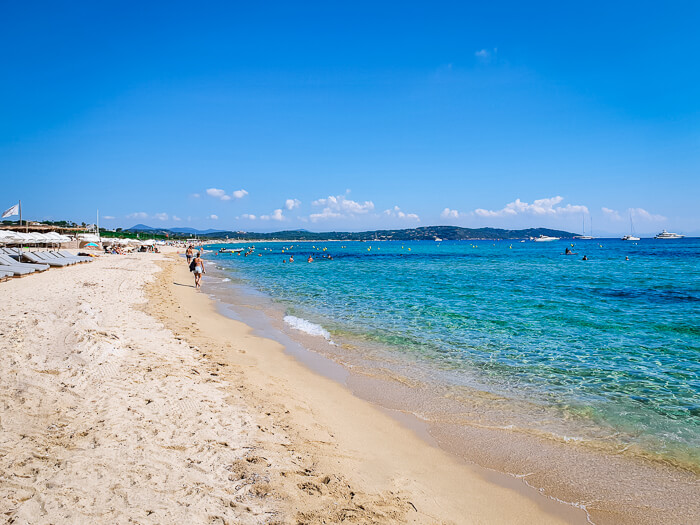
(186, 245, 205, 288)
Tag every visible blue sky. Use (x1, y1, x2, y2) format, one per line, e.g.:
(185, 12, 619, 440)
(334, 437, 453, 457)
(1, 1, 698, 235)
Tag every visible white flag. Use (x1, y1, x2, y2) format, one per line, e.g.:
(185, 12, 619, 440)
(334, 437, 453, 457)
(2, 203, 19, 218)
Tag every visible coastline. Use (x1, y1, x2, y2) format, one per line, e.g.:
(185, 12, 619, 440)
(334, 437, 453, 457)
(3, 251, 695, 523)
(198, 248, 700, 524)
(150, 253, 589, 523)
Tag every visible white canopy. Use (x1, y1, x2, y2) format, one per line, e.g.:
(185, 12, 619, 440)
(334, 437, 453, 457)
(0, 230, 73, 244)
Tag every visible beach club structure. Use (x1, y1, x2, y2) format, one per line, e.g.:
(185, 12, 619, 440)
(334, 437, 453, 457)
(0, 230, 93, 281)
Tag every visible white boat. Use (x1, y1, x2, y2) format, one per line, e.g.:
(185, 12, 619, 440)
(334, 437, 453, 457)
(532, 235, 559, 242)
(654, 230, 684, 239)
(434, 237, 443, 242)
(575, 213, 595, 239)
(622, 214, 640, 241)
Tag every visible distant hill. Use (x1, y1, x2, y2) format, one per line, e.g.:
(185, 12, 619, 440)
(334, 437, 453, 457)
(127, 225, 224, 235)
(122, 225, 577, 240)
(198, 226, 577, 241)
(168, 227, 226, 235)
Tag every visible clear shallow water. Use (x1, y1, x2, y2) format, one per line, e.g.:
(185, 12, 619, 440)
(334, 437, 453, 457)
(206, 239, 700, 468)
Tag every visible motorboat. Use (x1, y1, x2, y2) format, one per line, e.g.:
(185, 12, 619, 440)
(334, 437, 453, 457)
(532, 235, 559, 242)
(218, 247, 244, 253)
(654, 230, 684, 239)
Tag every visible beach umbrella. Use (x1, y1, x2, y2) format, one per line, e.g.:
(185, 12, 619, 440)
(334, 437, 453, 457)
(85, 242, 99, 247)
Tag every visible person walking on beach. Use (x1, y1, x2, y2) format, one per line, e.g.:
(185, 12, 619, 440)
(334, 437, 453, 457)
(186, 245, 194, 265)
(192, 252, 205, 288)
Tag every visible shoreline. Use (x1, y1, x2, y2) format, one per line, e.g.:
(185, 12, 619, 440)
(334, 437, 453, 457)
(3, 252, 695, 523)
(198, 250, 700, 524)
(151, 253, 589, 523)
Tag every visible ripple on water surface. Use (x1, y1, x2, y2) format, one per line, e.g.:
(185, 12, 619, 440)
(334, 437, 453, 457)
(207, 239, 700, 469)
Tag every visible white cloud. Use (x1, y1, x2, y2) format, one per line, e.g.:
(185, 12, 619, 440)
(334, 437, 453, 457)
(474, 196, 588, 218)
(383, 206, 420, 221)
(285, 198, 301, 210)
(232, 189, 249, 199)
(172, 215, 182, 222)
(208, 214, 218, 220)
(261, 209, 285, 221)
(206, 188, 227, 199)
(440, 208, 464, 219)
(309, 209, 343, 222)
(207, 188, 247, 200)
(630, 207, 666, 222)
(241, 214, 257, 220)
(154, 212, 169, 221)
(191, 193, 201, 198)
(602, 207, 666, 222)
(475, 48, 497, 62)
(102, 215, 115, 220)
(127, 212, 148, 219)
(602, 207, 622, 220)
(310, 194, 374, 222)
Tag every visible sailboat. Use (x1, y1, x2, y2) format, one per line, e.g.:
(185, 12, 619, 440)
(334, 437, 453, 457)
(622, 214, 640, 241)
(575, 213, 595, 239)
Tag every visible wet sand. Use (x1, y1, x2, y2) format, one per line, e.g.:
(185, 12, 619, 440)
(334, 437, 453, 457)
(152, 253, 592, 523)
(3, 250, 682, 523)
(201, 252, 700, 525)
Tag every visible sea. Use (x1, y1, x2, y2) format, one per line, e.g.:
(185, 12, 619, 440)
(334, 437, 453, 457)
(204, 238, 700, 476)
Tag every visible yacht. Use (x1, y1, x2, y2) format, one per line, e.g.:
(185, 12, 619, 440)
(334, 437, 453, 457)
(622, 214, 640, 241)
(575, 213, 595, 239)
(654, 230, 684, 239)
(532, 235, 559, 242)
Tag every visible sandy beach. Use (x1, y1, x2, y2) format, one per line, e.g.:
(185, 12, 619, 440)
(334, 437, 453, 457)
(0, 250, 596, 524)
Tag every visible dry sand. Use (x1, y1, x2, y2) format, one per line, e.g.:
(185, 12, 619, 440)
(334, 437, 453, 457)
(1, 252, 589, 524)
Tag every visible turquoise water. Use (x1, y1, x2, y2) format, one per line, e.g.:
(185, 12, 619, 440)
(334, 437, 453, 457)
(207, 239, 700, 467)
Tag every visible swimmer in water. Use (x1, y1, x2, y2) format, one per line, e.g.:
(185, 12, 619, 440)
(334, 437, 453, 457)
(582, 255, 588, 261)
(289, 255, 294, 262)
(307, 256, 313, 263)
(625, 256, 629, 261)
(565, 247, 572, 255)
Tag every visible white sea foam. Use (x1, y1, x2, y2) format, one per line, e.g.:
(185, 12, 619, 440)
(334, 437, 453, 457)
(284, 315, 333, 342)
(222, 277, 231, 282)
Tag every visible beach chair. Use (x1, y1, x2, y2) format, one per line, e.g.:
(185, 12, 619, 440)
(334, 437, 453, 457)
(0, 269, 13, 281)
(0, 254, 49, 272)
(0, 260, 34, 276)
(55, 250, 93, 263)
(41, 252, 81, 264)
(22, 251, 73, 267)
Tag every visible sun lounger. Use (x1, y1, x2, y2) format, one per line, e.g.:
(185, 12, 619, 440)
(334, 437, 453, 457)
(22, 251, 73, 267)
(0, 269, 13, 281)
(38, 252, 79, 264)
(48, 252, 87, 264)
(0, 254, 49, 272)
(0, 261, 34, 275)
(56, 250, 93, 263)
